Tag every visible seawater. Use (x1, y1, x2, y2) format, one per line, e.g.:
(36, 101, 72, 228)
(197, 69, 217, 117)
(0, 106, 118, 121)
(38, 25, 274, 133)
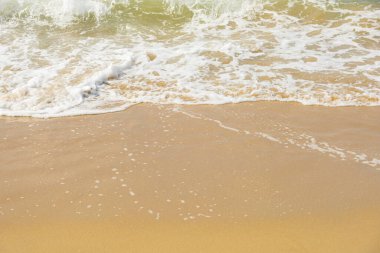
(0, 0, 379, 117)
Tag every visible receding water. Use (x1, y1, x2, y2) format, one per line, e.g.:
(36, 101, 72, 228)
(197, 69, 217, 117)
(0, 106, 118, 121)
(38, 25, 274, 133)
(0, 0, 379, 117)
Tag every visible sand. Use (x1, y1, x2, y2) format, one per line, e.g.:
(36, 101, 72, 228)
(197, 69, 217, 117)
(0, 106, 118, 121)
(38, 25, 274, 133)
(1, 102, 380, 252)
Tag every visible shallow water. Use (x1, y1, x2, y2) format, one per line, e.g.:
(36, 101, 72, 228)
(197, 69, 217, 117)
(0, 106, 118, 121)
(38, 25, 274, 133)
(0, 0, 379, 117)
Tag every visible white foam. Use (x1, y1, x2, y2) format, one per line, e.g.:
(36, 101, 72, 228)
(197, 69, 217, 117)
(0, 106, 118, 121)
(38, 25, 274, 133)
(0, 0, 131, 26)
(0, 0, 379, 117)
(175, 108, 380, 170)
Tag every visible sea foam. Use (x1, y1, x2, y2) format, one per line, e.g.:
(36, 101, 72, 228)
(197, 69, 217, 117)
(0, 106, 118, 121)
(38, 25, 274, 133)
(0, 0, 379, 117)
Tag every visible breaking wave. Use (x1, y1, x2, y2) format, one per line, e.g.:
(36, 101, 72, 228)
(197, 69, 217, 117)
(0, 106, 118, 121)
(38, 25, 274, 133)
(0, 0, 379, 117)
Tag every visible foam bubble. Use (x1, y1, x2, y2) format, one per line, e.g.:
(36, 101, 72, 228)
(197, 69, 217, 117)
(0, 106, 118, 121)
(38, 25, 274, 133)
(0, 0, 379, 117)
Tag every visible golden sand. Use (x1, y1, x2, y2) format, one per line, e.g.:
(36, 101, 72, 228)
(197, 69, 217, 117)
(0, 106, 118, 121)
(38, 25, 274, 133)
(1, 102, 380, 252)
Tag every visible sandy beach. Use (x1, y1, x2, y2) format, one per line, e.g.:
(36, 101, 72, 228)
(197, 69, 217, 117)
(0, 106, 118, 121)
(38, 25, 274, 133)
(1, 0, 380, 252)
(1, 102, 380, 252)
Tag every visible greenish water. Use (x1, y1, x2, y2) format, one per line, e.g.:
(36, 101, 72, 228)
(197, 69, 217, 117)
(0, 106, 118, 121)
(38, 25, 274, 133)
(0, 0, 379, 117)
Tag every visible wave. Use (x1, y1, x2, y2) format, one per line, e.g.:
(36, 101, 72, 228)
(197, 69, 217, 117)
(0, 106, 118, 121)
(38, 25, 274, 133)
(0, 0, 379, 117)
(1, 0, 373, 26)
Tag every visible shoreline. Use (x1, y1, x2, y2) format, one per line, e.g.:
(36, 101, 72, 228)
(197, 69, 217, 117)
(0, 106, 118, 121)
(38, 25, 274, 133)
(1, 100, 380, 120)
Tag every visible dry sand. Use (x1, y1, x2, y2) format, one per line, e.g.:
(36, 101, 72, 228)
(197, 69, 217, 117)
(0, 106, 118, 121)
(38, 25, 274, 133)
(1, 102, 380, 253)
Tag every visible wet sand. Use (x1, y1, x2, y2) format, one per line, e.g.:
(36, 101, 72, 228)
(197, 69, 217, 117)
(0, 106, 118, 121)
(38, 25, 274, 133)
(1, 102, 380, 252)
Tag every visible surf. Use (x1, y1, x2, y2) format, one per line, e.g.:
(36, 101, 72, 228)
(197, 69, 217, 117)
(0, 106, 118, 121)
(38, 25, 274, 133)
(0, 0, 379, 117)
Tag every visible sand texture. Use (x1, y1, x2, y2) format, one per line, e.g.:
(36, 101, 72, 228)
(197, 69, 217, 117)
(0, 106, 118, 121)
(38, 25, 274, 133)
(1, 102, 380, 252)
